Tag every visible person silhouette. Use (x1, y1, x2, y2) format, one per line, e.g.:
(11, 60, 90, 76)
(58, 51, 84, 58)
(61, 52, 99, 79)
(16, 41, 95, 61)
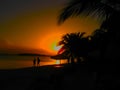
(37, 57, 40, 66)
(33, 57, 36, 67)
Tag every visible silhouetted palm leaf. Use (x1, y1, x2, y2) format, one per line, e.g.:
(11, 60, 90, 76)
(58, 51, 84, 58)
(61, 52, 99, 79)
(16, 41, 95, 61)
(58, 0, 119, 24)
(58, 0, 120, 61)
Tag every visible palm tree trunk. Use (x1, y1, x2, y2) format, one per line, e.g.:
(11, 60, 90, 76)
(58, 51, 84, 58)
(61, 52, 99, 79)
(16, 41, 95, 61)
(71, 57, 75, 65)
(67, 57, 70, 64)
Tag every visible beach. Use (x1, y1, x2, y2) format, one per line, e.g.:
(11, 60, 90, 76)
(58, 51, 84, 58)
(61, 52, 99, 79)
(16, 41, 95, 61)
(0, 65, 60, 90)
(0, 63, 119, 90)
(0, 64, 94, 90)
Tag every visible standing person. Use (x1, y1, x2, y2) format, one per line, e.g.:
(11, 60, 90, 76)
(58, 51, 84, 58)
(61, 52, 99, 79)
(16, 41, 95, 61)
(37, 57, 40, 66)
(33, 57, 36, 67)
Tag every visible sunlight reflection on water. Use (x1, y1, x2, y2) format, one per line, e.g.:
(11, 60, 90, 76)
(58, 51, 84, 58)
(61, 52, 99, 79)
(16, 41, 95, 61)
(0, 55, 67, 69)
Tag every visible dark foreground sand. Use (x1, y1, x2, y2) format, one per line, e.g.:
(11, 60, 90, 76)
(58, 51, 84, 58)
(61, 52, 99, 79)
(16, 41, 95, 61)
(0, 64, 119, 90)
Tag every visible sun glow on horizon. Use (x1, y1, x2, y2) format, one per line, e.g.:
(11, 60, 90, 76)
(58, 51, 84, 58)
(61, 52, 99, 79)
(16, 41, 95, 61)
(39, 32, 64, 54)
(53, 44, 62, 51)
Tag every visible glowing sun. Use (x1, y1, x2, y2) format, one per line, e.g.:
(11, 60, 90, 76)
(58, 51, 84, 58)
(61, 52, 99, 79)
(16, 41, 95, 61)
(51, 41, 62, 52)
(54, 46, 62, 51)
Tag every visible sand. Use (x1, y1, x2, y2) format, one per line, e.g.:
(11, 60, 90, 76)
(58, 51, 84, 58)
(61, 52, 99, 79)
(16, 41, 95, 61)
(0, 64, 119, 90)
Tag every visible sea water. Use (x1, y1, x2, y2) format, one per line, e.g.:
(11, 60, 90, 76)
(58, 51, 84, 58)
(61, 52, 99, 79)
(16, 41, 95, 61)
(0, 55, 67, 69)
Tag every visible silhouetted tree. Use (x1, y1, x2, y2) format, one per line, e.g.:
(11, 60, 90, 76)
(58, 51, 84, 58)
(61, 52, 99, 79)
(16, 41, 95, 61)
(90, 29, 110, 61)
(58, 0, 120, 25)
(58, 32, 90, 65)
(58, 0, 120, 89)
(58, 0, 120, 50)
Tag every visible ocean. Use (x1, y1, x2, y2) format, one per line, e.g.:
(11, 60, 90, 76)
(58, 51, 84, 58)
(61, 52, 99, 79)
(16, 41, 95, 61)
(0, 55, 67, 69)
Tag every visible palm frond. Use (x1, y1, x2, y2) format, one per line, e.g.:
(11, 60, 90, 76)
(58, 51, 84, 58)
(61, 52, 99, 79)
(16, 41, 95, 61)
(58, 0, 117, 24)
(79, 32, 86, 38)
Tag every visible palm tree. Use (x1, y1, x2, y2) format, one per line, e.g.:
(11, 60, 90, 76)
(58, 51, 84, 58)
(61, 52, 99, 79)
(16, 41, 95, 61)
(58, 0, 120, 40)
(58, 0, 120, 58)
(58, 32, 90, 65)
(57, 1, 120, 88)
(90, 29, 110, 61)
(58, 0, 120, 60)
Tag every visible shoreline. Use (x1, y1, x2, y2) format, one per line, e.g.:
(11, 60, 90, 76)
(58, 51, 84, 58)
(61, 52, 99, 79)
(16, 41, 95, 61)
(0, 64, 65, 70)
(0, 63, 119, 90)
(0, 64, 75, 90)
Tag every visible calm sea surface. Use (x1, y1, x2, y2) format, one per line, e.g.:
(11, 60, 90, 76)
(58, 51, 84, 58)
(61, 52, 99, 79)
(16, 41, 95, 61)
(0, 55, 67, 69)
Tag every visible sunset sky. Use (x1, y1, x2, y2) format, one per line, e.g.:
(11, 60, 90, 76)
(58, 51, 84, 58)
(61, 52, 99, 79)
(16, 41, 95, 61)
(0, 0, 100, 54)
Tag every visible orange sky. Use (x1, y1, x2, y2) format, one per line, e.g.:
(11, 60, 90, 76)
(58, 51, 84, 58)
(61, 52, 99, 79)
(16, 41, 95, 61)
(0, 1, 100, 55)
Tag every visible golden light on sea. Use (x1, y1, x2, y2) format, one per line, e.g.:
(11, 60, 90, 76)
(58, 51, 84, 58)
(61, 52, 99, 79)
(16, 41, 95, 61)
(55, 60, 61, 65)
